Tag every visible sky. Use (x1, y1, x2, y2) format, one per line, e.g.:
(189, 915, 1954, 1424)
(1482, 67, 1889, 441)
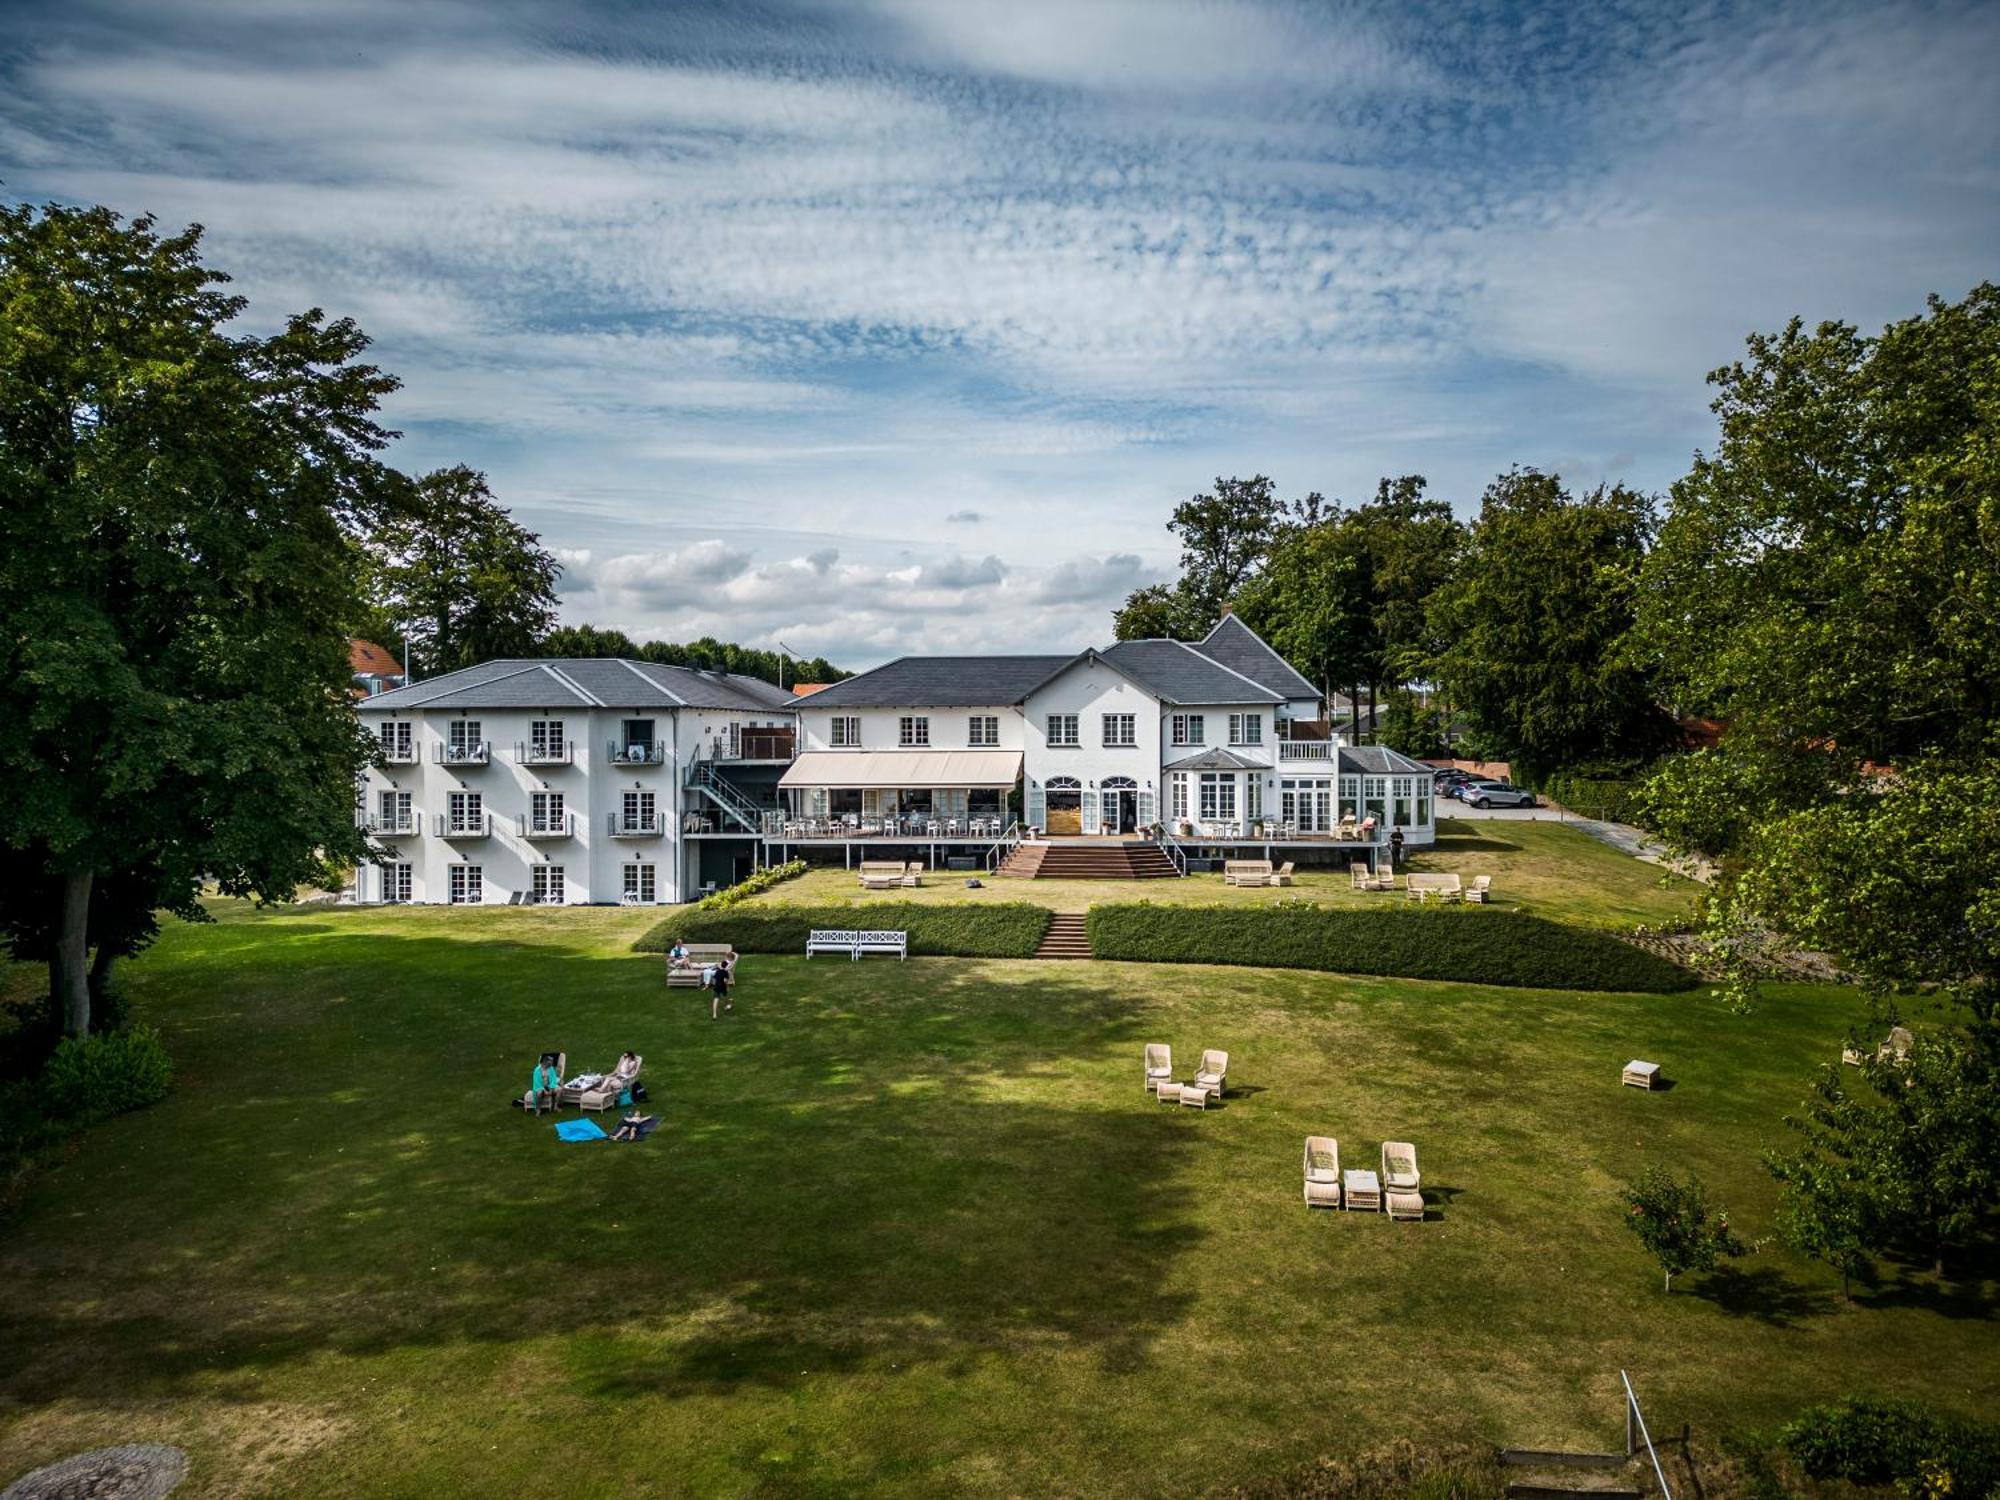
(4, 0, 1997, 668)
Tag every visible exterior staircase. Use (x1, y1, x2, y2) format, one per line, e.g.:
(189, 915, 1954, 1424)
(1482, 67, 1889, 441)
(1034, 912, 1092, 959)
(996, 841, 1180, 880)
(1498, 1450, 1646, 1498)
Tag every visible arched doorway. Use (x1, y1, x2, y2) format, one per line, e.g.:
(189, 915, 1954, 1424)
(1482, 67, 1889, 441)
(1044, 775, 1083, 835)
(1101, 775, 1139, 835)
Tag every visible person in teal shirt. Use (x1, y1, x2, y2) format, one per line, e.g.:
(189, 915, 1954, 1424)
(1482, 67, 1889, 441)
(529, 1054, 563, 1115)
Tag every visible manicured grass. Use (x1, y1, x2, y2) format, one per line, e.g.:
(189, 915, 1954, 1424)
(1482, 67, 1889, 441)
(0, 904, 1991, 1498)
(755, 817, 1697, 928)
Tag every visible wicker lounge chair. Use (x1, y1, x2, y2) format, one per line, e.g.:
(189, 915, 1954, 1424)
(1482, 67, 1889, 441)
(1194, 1049, 1228, 1097)
(901, 862, 924, 887)
(1144, 1043, 1173, 1095)
(1351, 862, 1373, 891)
(1381, 1140, 1420, 1192)
(1843, 1025, 1915, 1066)
(666, 943, 736, 988)
(1271, 861, 1295, 887)
(1303, 1135, 1342, 1209)
(1466, 874, 1492, 903)
(577, 1055, 642, 1113)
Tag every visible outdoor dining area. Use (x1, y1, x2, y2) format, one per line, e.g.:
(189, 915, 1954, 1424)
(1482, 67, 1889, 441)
(770, 811, 1009, 840)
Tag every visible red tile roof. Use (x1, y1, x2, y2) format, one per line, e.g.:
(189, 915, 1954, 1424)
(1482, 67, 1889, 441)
(350, 639, 402, 676)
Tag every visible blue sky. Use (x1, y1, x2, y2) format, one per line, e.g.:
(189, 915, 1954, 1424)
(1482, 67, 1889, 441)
(4, 0, 1996, 667)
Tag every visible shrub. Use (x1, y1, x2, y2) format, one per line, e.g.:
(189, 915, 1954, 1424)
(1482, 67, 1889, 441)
(1779, 1398, 2000, 1494)
(1084, 902, 1695, 992)
(698, 858, 807, 911)
(637, 902, 1051, 959)
(1620, 1165, 1746, 1292)
(41, 1024, 174, 1120)
(1541, 773, 1639, 823)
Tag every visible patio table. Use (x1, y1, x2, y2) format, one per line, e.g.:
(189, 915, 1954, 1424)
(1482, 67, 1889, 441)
(1343, 1169, 1382, 1212)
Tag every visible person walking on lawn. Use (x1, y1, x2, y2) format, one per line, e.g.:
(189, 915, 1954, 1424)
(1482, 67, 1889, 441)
(708, 957, 733, 1019)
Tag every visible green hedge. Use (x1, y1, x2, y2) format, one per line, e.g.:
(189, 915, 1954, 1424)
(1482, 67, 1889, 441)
(698, 858, 807, 911)
(1779, 1397, 2000, 1493)
(636, 902, 1051, 959)
(1084, 902, 1696, 992)
(1540, 772, 1639, 822)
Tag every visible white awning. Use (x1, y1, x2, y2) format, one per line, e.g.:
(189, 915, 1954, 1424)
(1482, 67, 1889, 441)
(779, 750, 1024, 790)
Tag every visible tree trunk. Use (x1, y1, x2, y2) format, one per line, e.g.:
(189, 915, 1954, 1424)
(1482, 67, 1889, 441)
(52, 870, 93, 1037)
(1367, 682, 1378, 744)
(1664, 1270, 1672, 1293)
(1350, 684, 1362, 741)
(89, 945, 119, 1005)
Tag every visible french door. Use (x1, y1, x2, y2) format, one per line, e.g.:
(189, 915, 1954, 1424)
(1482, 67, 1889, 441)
(623, 790, 656, 833)
(531, 866, 564, 905)
(448, 865, 483, 905)
(377, 862, 411, 903)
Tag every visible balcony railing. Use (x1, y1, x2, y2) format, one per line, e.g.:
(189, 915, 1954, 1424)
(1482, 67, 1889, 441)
(378, 741, 419, 765)
(436, 812, 492, 838)
(435, 741, 491, 766)
(608, 740, 666, 765)
(606, 812, 665, 838)
(517, 739, 574, 766)
(361, 812, 418, 836)
(1278, 739, 1336, 760)
(519, 812, 574, 839)
(696, 727, 796, 762)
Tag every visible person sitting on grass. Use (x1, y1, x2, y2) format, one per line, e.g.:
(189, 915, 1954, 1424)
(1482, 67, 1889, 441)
(528, 1053, 563, 1115)
(610, 1112, 656, 1142)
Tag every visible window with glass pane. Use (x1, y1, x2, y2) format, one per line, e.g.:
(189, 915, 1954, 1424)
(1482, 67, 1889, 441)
(379, 722, 412, 759)
(1102, 713, 1135, 746)
(449, 864, 482, 904)
(1247, 777, 1262, 819)
(378, 790, 411, 830)
(448, 791, 482, 831)
(831, 716, 860, 747)
(377, 862, 411, 902)
(1170, 774, 1188, 818)
(968, 715, 999, 746)
(532, 866, 564, 904)
(622, 790, 655, 831)
(1394, 778, 1413, 827)
(1047, 713, 1078, 746)
(530, 720, 564, 758)
(1365, 777, 1388, 822)
(1171, 713, 1205, 745)
(899, 716, 929, 746)
(449, 720, 481, 755)
(532, 791, 565, 833)
(1228, 713, 1263, 745)
(623, 863, 655, 902)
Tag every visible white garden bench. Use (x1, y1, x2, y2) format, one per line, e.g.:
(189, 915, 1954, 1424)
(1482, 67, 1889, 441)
(806, 928, 860, 958)
(856, 929, 908, 960)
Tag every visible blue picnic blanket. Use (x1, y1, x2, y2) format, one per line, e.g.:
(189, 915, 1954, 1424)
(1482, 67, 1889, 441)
(555, 1118, 607, 1142)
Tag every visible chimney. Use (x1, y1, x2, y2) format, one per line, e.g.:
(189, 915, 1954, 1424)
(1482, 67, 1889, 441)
(1219, 604, 1233, 616)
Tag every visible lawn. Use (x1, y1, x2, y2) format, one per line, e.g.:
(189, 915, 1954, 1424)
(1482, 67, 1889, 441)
(1, 904, 1992, 1497)
(755, 816, 1697, 928)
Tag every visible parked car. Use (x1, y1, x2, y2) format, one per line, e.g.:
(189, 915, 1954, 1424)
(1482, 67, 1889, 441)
(1457, 778, 1537, 809)
(1432, 768, 1472, 795)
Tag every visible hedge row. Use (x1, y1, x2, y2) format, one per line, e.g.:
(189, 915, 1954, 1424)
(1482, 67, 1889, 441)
(636, 902, 1051, 959)
(1539, 772, 1640, 823)
(698, 858, 807, 911)
(1084, 902, 1696, 992)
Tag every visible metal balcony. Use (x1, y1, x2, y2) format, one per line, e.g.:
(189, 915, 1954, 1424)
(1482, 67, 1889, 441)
(435, 812, 493, 838)
(361, 813, 418, 836)
(608, 740, 666, 765)
(435, 741, 491, 766)
(606, 812, 665, 838)
(516, 739, 574, 766)
(519, 813, 575, 839)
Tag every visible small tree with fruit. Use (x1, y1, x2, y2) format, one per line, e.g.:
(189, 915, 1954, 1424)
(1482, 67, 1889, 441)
(1622, 1166, 1746, 1292)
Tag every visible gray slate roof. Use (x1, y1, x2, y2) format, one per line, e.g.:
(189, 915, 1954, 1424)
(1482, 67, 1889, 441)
(802, 655, 1073, 709)
(354, 659, 794, 714)
(1199, 614, 1320, 699)
(1097, 639, 1283, 705)
(1337, 744, 1434, 776)
(1161, 746, 1266, 771)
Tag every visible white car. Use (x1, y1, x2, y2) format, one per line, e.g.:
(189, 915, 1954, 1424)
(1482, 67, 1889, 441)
(1457, 779, 1536, 809)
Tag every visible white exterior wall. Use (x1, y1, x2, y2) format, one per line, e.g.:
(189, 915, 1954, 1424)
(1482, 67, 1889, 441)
(795, 705, 1026, 752)
(1021, 661, 1162, 826)
(357, 703, 783, 905)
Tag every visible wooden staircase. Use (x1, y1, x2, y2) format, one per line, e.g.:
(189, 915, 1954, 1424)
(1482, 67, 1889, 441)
(996, 841, 1180, 880)
(1034, 913, 1092, 960)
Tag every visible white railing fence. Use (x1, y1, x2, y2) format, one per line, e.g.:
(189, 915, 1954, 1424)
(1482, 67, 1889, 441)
(1621, 1369, 1673, 1499)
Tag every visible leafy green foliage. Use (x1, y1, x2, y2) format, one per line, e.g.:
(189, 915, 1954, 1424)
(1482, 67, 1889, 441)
(41, 1024, 173, 1120)
(1377, 690, 1450, 759)
(1768, 1021, 2000, 1275)
(1427, 470, 1671, 782)
(536, 626, 849, 687)
(1779, 1398, 2000, 1494)
(369, 465, 560, 675)
(1620, 1165, 1746, 1292)
(698, 859, 808, 911)
(1084, 902, 1695, 992)
(1114, 475, 1287, 635)
(637, 903, 1052, 959)
(0, 203, 394, 1032)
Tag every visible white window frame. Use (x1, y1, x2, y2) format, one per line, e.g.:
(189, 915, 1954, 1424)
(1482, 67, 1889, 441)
(448, 864, 483, 905)
(1171, 713, 1205, 746)
(1102, 713, 1135, 747)
(899, 716, 930, 747)
(448, 790, 483, 833)
(623, 789, 657, 833)
(1170, 773, 1188, 819)
(377, 861, 411, 903)
(623, 862, 656, 903)
(378, 721, 413, 760)
(377, 789, 411, 832)
(1228, 713, 1263, 746)
(448, 720, 482, 755)
(1198, 773, 1237, 822)
(831, 715, 861, 747)
(530, 719, 565, 759)
(968, 715, 999, 747)
(532, 790, 565, 833)
(531, 865, 565, 905)
(1046, 713, 1079, 747)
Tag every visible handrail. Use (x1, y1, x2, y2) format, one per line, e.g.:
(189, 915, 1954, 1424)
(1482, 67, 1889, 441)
(1151, 828, 1187, 877)
(607, 739, 666, 765)
(515, 739, 574, 765)
(985, 819, 1023, 873)
(686, 758, 766, 832)
(1621, 1370, 1673, 1499)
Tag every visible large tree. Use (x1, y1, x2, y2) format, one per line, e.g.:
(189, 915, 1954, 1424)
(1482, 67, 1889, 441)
(1639, 287, 2000, 793)
(370, 465, 561, 675)
(1427, 470, 1671, 780)
(1114, 475, 1287, 637)
(0, 204, 393, 1034)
